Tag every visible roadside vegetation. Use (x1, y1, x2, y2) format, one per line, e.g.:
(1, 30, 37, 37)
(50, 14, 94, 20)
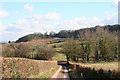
(67, 62, 119, 79)
(36, 66, 59, 79)
(2, 57, 58, 78)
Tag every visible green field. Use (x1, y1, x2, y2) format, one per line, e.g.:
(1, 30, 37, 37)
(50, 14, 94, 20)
(49, 42, 64, 52)
(85, 62, 118, 71)
(54, 48, 62, 51)
(52, 53, 67, 61)
(49, 42, 64, 47)
(48, 41, 67, 61)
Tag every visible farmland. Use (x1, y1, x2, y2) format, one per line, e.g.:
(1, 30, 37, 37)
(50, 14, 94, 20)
(49, 39, 119, 72)
(85, 62, 118, 71)
(67, 61, 119, 79)
(52, 53, 67, 61)
(1, 27, 119, 79)
(1, 1, 119, 79)
(1, 37, 119, 79)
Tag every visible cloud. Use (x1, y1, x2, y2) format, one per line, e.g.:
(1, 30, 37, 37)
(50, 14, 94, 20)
(26, 14, 42, 20)
(0, 12, 118, 42)
(0, 31, 17, 42)
(15, 10, 19, 14)
(114, 0, 119, 6)
(74, 16, 101, 26)
(0, 21, 13, 42)
(0, 21, 8, 32)
(45, 13, 61, 20)
(55, 20, 82, 30)
(55, 13, 117, 30)
(0, 10, 10, 18)
(0, 21, 2, 25)
(102, 12, 118, 24)
(16, 19, 27, 24)
(26, 13, 61, 21)
(4, 18, 57, 40)
(24, 4, 33, 12)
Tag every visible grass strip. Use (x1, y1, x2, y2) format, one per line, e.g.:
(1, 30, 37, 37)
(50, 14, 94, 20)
(36, 66, 59, 79)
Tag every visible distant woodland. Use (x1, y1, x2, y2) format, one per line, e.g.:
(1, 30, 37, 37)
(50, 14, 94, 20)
(15, 24, 119, 43)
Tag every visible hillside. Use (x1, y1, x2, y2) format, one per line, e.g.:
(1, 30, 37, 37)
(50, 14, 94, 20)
(15, 33, 52, 43)
(16, 25, 120, 43)
(15, 24, 119, 43)
(55, 24, 119, 38)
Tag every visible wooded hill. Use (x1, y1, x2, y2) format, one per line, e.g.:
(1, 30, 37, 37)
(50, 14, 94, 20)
(15, 24, 119, 43)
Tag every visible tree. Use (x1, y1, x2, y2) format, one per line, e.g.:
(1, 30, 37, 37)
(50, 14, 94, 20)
(44, 32, 48, 38)
(86, 42, 91, 62)
(62, 37, 81, 62)
(8, 41, 11, 43)
(70, 40, 80, 62)
(34, 43, 56, 60)
(62, 38, 73, 62)
(49, 31, 56, 38)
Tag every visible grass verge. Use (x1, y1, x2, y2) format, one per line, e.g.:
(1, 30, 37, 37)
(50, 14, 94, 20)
(36, 66, 59, 79)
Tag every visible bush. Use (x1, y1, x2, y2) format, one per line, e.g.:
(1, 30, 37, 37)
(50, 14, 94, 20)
(2, 43, 56, 60)
(33, 43, 56, 60)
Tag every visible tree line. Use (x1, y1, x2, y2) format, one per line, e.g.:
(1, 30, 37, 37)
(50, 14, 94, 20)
(2, 43, 56, 60)
(62, 27, 118, 62)
(15, 24, 119, 43)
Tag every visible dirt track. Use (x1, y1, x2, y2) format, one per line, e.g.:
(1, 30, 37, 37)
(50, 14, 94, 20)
(50, 65, 70, 80)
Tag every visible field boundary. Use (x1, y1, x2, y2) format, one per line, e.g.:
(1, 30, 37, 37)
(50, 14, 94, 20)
(2, 57, 58, 78)
(68, 61, 120, 79)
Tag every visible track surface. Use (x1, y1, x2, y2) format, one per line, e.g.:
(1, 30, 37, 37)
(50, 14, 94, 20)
(50, 65, 70, 80)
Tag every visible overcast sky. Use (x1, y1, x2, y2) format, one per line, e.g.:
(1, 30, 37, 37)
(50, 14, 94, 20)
(0, 0, 118, 42)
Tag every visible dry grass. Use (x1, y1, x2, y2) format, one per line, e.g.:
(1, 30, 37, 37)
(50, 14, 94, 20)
(69, 61, 119, 78)
(2, 38, 57, 46)
(85, 62, 118, 71)
(22, 38, 57, 45)
(69, 61, 118, 71)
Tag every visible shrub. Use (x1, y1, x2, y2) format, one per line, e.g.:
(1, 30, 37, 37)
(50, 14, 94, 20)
(34, 43, 56, 60)
(2, 43, 56, 60)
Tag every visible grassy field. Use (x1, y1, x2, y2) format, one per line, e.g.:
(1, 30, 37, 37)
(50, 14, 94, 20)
(52, 53, 67, 61)
(49, 42, 64, 47)
(68, 61, 119, 78)
(49, 41, 67, 61)
(85, 62, 118, 71)
(49, 42, 64, 52)
(36, 66, 59, 79)
(54, 48, 62, 51)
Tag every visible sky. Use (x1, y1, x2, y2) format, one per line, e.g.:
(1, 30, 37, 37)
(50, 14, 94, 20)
(0, 0, 119, 42)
